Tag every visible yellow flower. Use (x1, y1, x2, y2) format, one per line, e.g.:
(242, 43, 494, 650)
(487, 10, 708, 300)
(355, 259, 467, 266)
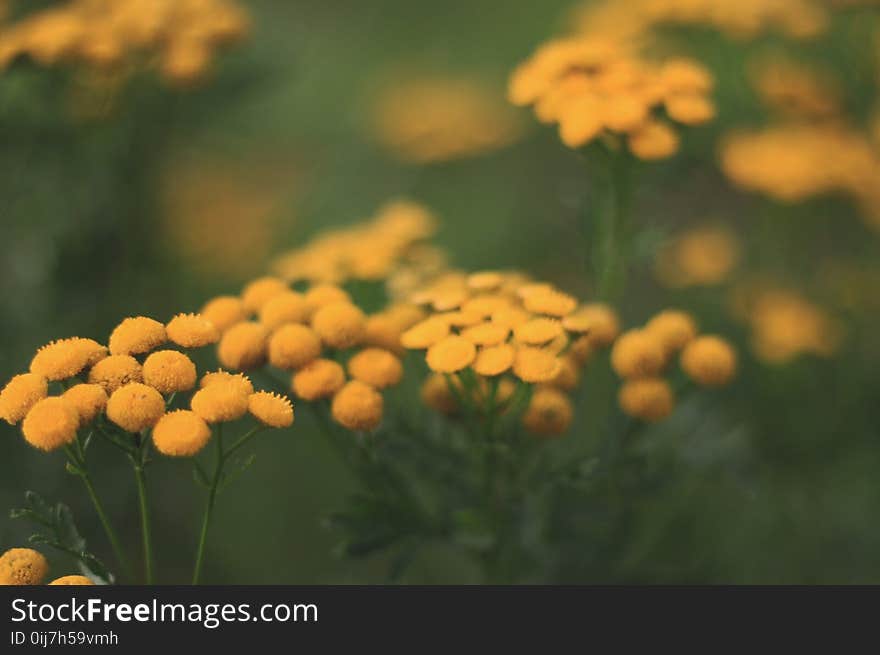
(268, 324, 323, 370)
(461, 294, 512, 317)
(152, 410, 212, 457)
(106, 383, 165, 433)
(420, 374, 459, 415)
(241, 276, 288, 314)
(49, 575, 94, 585)
(655, 225, 741, 288)
(522, 290, 577, 317)
(200, 370, 254, 395)
(217, 322, 269, 370)
(514, 318, 564, 345)
(460, 322, 511, 347)
(311, 302, 367, 350)
(142, 350, 197, 395)
(628, 120, 680, 160)
(190, 380, 250, 423)
(304, 284, 352, 315)
(610, 330, 666, 378)
(645, 310, 698, 354)
(109, 317, 167, 356)
(331, 380, 384, 431)
(87, 355, 143, 394)
(665, 93, 716, 125)
(522, 387, 573, 437)
(619, 378, 675, 422)
(347, 348, 404, 389)
(562, 303, 620, 345)
(548, 355, 581, 391)
(427, 336, 477, 374)
(513, 347, 562, 383)
(21, 397, 79, 452)
(200, 296, 246, 333)
(166, 313, 220, 348)
(467, 271, 505, 291)
(363, 314, 406, 355)
(248, 391, 295, 428)
(401, 317, 451, 349)
(0, 548, 49, 585)
(473, 344, 516, 377)
(490, 307, 531, 329)
(61, 384, 108, 427)
(292, 359, 346, 401)
(681, 336, 737, 386)
(30, 337, 106, 381)
(570, 335, 593, 365)
(258, 291, 310, 330)
(0, 373, 48, 425)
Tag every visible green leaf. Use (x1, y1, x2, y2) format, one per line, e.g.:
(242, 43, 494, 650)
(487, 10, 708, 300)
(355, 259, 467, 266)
(65, 462, 85, 477)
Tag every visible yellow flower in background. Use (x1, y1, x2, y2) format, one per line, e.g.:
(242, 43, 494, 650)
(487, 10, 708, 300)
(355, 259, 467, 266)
(248, 392, 294, 429)
(370, 75, 524, 163)
(311, 302, 367, 350)
(654, 225, 741, 288)
(152, 410, 212, 457)
(268, 324, 323, 370)
(0, 373, 48, 425)
(292, 359, 347, 401)
(240, 277, 289, 314)
(420, 374, 460, 416)
(618, 378, 675, 422)
(750, 55, 841, 120)
(106, 383, 165, 433)
(681, 336, 738, 386)
(49, 575, 94, 585)
(427, 336, 478, 374)
(331, 380, 384, 432)
(166, 313, 220, 349)
(645, 310, 698, 355)
(347, 348, 404, 389)
(22, 397, 80, 451)
(522, 387, 574, 437)
(217, 322, 269, 371)
(611, 330, 666, 379)
(0, 548, 49, 585)
(200, 296, 247, 333)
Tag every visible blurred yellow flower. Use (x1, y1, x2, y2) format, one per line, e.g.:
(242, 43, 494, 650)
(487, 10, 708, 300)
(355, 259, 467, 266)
(618, 378, 675, 422)
(267, 324, 323, 371)
(522, 387, 573, 437)
(311, 302, 367, 350)
(291, 359, 346, 401)
(347, 348, 404, 389)
(217, 322, 269, 371)
(331, 380, 384, 432)
(49, 575, 94, 586)
(750, 55, 841, 119)
(654, 225, 741, 288)
(610, 330, 666, 379)
(681, 336, 738, 386)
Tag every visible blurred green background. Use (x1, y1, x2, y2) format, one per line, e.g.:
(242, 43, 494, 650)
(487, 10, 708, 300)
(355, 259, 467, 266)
(2, 0, 880, 583)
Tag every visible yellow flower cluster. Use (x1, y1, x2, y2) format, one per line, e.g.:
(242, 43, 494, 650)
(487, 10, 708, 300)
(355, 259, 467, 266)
(611, 310, 737, 421)
(731, 286, 843, 363)
(508, 37, 715, 157)
(720, 123, 880, 230)
(749, 56, 841, 120)
(371, 76, 524, 163)
(203, 276, 407, 432)
(0, 0, 249, 85)
(403, 270, 621, 436)
(0, 548, 93, 586)
(654, 225, 741, 288)
(571, 0, 828, 43)
(271, 200, 439, 285)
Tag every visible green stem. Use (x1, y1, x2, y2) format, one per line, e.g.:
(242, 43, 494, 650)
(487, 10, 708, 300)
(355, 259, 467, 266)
(192, 424, 223, 585)
(132, 462, 154, 584)
(79, 473, 133, 582)
(593, 145, 633, 301)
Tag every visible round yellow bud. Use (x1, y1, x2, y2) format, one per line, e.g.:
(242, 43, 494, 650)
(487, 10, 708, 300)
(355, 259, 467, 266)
(152, 410, 212, 456)
(420, 374, 458, 415)
(304, 284, 351, 316)
(513, 347, 561, 383)
(61, 384, 108, 427)
(218, 322, 269, 371)
(241, 277, 289, 314)
(666, 93, 715, 125)
(268, 324, 322, 370)
(427, 336, 477, 374)
(0, 548, 49, 585)
(259, 291, 310, 330)
(681, 336, 737, 387)
(618, 378, 675, 422)
(331, 380, 383, 431)
(467, 271, 504, 291)
(30, 338, 106, 382)
(248, 392, 295, 428)
(491, 307, 531, 329)
(570, 335, 593, 366)
(49, 575, 94, 585)
(514, 318, 564, 345)
(106, 383, 165, 433)
(166, 313, 220, 348)
(108, 317, 167, 356)
(628, 120, 680, 160)
(291, 359, 346, 401)
(0, 373, 48, 425)
(200, 296, 246, 333)
(363, 314, 404, 355)
(522, 388, 573, 437)
(562, 304, 620, 345)
(87, 355, 143, 394)
(190, 381, 249, 424)
(611, 330, 666, 379)
(548, 355, 581, 391)
(347, 348, 403, 389)
(472, 344, 516, 377)
(200, 370, 255, 395)
(401, 317, 450, 349)
(311, 302, 367, 350)
(22, 397, 79, 451)
(645, 310, 698, 355)
(143, 350, 197, 394)
(522, 290, 577, 317)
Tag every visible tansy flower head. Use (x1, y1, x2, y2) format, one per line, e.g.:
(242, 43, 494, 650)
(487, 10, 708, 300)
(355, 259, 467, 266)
(109, 317, 167, 356)
(513, 347, 562, 383)
(106, 383, 165, 433)
(22, 397, 79, 451)
(522, 289, 578, 317)
(460, 322, 510, 347)
(311, 302, 367, 350)
(292, 359, 346, 401)
(87, 355, 143, 394)
(347, 348, 404, 389)
(0, 373, 48, 425)
(522, 387, 573, 437)
(152, 410, 212, 456)
(467, 271, 505, 291)
(570, 335, 593, 365)
(190, 380, 250, 423)
(420, 373, 459, 415)
(30, 337, 106, 382)
(258, 291, 310, 330)
(363, 314, 406, 355)
(217, 322, 269, 371)
(248, 391, 295, 428)
(611, 330, 666, 378)
(200, 370, 255, 395)
(562, 304, 620, 345)
(514, 318, 564, 345)
(645, 310, 698, 355)
(548, 355, 581, 391)
(0, 548, 49, 585)
(401, 317, 451, 349)
(304, 284, 351, 315)
(618, 378, 674, 422)
(331, 380, 384, 432)
(142, 350, 197, 395)
(681, 335, 737, 387)
(241, 277, 288, 314)
(166, 313, 220, 348)
(655, 225, 741, 288)
(49, 575, 94, 585)
(268, 324, 322, 370)
(427, 336, 478, 374)
(200, 296, 246, 333)
(473, 344, 516, 377)
(61, 384, 108, 427)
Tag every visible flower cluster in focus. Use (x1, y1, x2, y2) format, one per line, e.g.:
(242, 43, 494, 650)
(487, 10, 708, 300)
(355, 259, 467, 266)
(0, 548, 93, 586)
